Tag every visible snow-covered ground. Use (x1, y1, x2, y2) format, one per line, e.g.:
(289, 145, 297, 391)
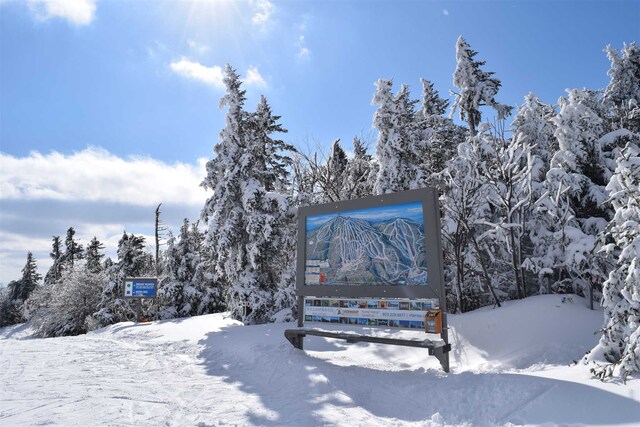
(1, 295, 638, 426)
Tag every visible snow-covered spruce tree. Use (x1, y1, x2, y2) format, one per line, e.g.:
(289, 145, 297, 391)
(321, 139, 348, 202)
(13, 252, 41, 302)
(545, 88, 611, 295)
(451, 36, 513, 137)
(603, 42, 640, 132)
(86, 237, 105, 274)
(190, 223, 224, 315)
(44, 235, 63, 285)
(0, 252, 42, 326)
(341, 136, 374, 200)
(372, 80, 422, 194)
(201, 66, 295, 324)
(92, 232, 154, 327)
(156, 219, 210, 319)
(416, 77, 466, 188)
(511, 94, 558, 293)
(62, 227, 84, 269)
(588, 137, 640, 381)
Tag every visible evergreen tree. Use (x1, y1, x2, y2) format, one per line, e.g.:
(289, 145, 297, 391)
(416, 78, 465, 187)
(420, 78, 449, 117)
(86, 237, 105, 274)
(13, 252, 41, 301)
(544, 89, 611, 296)
(322, 139, 348, 201)
(588, 137, 640, 381)
(372, 80, 422, 194)
(451, 36, 512, 136)
(44, 235, 63, 285)
(511, 94, 558, 293)
(603, 42, 640, 132)
(201, 65, 294, 324)
(341, 136, 373, 200)
(63, 227, 84, 269)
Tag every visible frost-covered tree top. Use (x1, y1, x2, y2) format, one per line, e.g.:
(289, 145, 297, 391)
(372, 80, 422, 194)
(551, 89, 605, 176)
(604, 42, 640, 111)
(511, 93, 557, 181)
(420, 78, 449, 117)
(86, 237, 105, 274)
(451, 35, 513, 135)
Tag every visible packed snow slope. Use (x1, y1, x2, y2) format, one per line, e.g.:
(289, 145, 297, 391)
(1, 295, 638, 426)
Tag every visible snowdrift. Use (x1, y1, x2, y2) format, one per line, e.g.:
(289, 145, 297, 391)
(1, 295, 638, 426)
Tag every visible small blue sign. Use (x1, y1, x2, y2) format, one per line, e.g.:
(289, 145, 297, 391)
(124, 278, 158, 298)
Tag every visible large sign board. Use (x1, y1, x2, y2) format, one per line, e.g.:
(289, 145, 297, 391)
(123, 277, 158, 299)
(292, 188, 450, 371)
(296, 188, 446, 302)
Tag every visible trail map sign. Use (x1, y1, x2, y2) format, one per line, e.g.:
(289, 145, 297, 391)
(285, 188, 451, 372)
(123, 277, 158, 299)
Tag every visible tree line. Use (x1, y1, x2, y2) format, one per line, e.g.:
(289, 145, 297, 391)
(1, 36, 638, 380)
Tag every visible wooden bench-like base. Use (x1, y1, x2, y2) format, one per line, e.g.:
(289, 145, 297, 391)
(285, 328, 451, 372)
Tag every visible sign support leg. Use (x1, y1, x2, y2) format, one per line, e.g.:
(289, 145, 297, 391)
(135, 299, 142, 322)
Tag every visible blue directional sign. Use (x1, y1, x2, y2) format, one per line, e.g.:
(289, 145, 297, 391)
(124, 277, 158, 299)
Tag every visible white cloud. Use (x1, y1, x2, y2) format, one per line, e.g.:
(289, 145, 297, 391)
(170, 59, 225, 89)
(0, 147, 208, 206)
(0, 148, 208, 284)
(28, 0, 96, 25)
(170, 60, 268, 89)
(296, 35, 311, 60)
(244, 66, 267, 87)
(443, 9, 449, 16)
(250, 0, 274, 26)
(187, 39, 210, 54)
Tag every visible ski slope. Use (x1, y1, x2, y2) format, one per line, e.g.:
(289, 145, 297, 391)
(1, 295, 638, 426)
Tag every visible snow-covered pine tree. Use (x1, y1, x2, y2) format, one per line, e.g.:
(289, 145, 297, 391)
(86, 237, 105, 274)
(341, 136, 373, 200)
(603, 42, 640, 132)
(546, 88, 610, 295)
(416, 77, 466, 187)
(63, 227, 84, 269)
(13, 252, 41, 302)
(0, 252, 42, 325)
(190, 222, 224, 315)
(201, 66, 294, 324)
(321, 139, 348, 202)
(156, 219, 205, 319)
(44, 235, 63, 285)
(451, 36, 513, 136)
(372, 80, 422, 194)
(589, 137, 640, 381)
(511, 93, 559, 293)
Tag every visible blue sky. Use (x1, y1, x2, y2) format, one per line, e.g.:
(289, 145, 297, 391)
(307, 201, 424, 232)
(0, 0, 638, 284)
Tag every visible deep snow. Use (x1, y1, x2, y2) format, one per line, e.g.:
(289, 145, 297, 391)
(1, 295, 638, 426)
